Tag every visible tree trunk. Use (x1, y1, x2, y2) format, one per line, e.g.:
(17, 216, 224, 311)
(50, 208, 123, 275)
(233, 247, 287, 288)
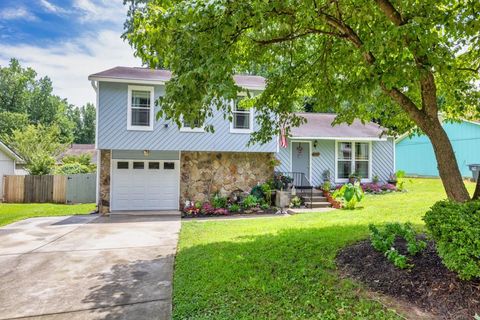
(473, 175, 480, 200)
(421, 117, 471, 202)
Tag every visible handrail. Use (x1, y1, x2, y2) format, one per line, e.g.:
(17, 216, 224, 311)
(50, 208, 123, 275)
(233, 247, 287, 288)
(276, 171, 314, 206)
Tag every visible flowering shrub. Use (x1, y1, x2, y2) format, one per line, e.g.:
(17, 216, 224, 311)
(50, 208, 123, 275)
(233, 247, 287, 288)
(359, 182, 398, 194)
(201, 202, 215, 215)
(183, 205, 200, 216)
(213, 208, 229, 215)
(361, 183, 382, 193)
(381, 183, 397, 191)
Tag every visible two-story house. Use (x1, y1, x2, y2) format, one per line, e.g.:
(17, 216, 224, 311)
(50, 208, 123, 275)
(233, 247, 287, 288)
(89, 67, 395, 213)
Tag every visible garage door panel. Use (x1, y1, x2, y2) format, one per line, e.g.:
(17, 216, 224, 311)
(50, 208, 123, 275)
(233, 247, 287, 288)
(112, 160, 179, 211)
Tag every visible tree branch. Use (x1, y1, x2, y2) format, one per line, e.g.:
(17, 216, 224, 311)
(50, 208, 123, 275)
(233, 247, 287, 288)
(316, 10, 424, 121)
(373, 0, 438, 117)
(373, 0, 407, 26)
(251, 29, 342, 45)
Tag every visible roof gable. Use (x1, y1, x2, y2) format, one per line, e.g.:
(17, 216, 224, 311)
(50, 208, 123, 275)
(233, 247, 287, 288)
(0, 140, 23, 162)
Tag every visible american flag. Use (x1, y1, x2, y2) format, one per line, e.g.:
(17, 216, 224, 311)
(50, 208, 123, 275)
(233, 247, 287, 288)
(280, 127, 288, 148)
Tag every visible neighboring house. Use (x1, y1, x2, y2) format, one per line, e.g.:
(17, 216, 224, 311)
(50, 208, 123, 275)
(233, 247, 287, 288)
(396, 119, 480, 177)
(59, 144, 98, 164)
(89, 67, 395, 213)
(0, 140, 25, 199)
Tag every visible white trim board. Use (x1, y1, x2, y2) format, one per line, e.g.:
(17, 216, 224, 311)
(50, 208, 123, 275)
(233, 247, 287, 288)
(88, 76, 166, 86)
(87, 76, 265, 91)
(291, 136, 387, 141)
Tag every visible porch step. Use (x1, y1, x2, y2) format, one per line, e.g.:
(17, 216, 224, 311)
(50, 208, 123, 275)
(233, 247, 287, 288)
(305, 201, 332, 209)
(301, 194, 327, 202)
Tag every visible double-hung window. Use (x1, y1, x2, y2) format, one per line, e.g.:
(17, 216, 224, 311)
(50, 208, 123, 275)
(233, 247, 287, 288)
(127, 85, 154, 131)
(230, 97, 253, 133)
(336, 141, 371, 181)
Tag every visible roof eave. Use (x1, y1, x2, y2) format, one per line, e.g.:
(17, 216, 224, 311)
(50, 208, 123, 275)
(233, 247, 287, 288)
(0, 141, 24, 162)
(88, 75, 266, 91)
(289, 136, 389, 141)
(88, 76, 167, 85)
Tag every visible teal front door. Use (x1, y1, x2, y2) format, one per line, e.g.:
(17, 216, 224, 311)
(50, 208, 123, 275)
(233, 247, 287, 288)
(291, 142, 310, 185)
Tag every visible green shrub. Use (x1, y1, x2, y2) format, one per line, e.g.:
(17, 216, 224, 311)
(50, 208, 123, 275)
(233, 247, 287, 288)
(54, 162, 91, 175)
(250, 185, 264, 200)
(289, 196, 302, 208)
(228, 203, 241, 213)
(260, 203, 270, 210)
(369, 222, 426, 269)
(242, 195, 258, 209)
(260, 183, 273, 204)
(333, 182, 364, 209)
(211, 194, 228, 209)
(423, 200, 480, 280)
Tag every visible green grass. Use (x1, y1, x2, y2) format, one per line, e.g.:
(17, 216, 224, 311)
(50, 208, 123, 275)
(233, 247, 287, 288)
(0, 203, 96, 227)
(173, 178, 476, 319)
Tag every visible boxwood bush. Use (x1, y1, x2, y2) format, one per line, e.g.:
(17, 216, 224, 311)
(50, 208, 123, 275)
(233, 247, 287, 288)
(423, 200, 480, 280)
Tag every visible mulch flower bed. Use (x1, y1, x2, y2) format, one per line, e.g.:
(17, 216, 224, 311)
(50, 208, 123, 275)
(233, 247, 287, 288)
(337, 238, 480, 319)
(181, 208, 278, 218)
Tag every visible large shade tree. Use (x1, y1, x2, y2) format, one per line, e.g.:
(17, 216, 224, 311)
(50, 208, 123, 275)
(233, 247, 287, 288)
(123, 0, 479, 201)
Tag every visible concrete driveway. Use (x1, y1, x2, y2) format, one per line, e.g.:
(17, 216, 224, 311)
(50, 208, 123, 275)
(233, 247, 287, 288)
(0, 213, 181, 320)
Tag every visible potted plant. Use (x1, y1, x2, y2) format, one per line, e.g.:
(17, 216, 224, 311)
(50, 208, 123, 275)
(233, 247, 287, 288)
(348, 172, 361, 184)
(321, 180, 331, 197)
(387, 172, 397, 186)
(372, 174, 379, 185)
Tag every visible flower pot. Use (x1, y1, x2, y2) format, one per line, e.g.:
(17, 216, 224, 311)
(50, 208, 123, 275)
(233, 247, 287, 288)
(275, 190, 291, 208)
(387, 180, 397, 186)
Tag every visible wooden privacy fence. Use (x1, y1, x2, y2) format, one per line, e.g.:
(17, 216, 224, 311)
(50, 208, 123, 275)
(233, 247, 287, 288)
(2, 173, 96, 204)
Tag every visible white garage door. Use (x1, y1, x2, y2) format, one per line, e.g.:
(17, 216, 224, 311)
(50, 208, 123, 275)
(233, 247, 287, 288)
(111, 160, 179, 211)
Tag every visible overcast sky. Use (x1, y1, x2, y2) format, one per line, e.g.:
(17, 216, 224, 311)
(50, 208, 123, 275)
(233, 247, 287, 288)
(0, 0, 141, 107)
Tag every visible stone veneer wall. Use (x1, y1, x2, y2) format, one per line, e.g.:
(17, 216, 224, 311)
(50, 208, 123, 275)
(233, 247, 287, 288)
(98, 149, 111, 214)
(180, 152, 275, 205)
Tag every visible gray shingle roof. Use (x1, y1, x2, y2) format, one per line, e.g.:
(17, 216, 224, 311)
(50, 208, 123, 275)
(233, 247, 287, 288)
(292, 113, 387, 139)
(89, 67, 265, 90)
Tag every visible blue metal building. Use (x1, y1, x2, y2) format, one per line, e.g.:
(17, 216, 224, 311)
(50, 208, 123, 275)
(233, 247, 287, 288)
(395, 120, 480, 177)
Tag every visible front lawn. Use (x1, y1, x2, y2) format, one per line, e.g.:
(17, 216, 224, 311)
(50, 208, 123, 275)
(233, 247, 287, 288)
(173, 178, 476, 319)
(0, 203, 96, 227)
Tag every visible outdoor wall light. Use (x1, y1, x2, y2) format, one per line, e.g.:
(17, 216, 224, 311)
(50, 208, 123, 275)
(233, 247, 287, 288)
(143, 150, 150, 157)
(313, 140, 318, 148)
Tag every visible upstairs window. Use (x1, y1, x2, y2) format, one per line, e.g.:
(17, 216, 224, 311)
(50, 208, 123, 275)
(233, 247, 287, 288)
(127, 86, 154, 131)
(230, 97, 253, 133)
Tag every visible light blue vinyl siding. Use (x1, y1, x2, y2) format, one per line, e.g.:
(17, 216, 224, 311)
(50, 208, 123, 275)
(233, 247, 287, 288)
(112, 150, 180, 160)
(396, 121, 480, 177)
(276, 138, 395, 186)
(372, 139, 396, 182)
(97, 82, 276, 152)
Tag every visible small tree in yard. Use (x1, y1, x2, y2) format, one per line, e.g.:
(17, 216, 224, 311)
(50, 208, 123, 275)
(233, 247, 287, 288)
(5, 125, 67, 175)
(123, 0, 479, 201)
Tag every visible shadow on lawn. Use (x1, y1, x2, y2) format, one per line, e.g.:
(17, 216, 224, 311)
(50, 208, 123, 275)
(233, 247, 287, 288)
(172, 223, 422, 319)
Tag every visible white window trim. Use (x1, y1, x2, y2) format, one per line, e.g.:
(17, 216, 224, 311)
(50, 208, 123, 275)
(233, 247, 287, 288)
(229, 94, 254, 134)
(334, 140, 373, 183)
(127, 85, 155, 131)
(179, 116, 205, 133)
